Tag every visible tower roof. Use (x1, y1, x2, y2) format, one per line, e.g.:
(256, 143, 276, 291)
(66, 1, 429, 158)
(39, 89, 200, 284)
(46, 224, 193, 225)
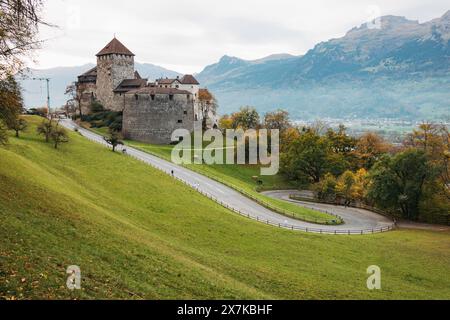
(96, 37, 135, 57)
(180, 74, 199, 85)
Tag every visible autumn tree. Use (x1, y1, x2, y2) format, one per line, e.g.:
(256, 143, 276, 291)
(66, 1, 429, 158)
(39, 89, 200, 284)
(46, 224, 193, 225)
(198, 89, 218, 131)
(355, 132, 391, 169)
(218, 114, 233, 130)
(231, 106, 260, 130)
(405, 123, 450, 201)
(335, 170, 356, 206)
(313, 173, 337, 202)
(264, 109, 291, 133)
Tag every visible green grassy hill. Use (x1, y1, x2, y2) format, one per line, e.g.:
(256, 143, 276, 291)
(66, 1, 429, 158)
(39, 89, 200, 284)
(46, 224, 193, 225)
(1, 116, 449, 300)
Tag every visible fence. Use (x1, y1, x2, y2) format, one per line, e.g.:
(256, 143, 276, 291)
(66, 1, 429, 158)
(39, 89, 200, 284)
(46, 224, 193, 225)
(127, 144, 345, 226)
(70, 123, 396, 235)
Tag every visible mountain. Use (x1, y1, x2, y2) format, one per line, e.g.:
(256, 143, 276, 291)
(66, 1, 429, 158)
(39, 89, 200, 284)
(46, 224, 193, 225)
(18, 63, 180, 108)
(197, 11, 450, 120)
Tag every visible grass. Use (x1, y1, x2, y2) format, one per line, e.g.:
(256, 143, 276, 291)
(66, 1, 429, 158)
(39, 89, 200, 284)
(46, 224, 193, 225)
(1, 116, 449, 300)
(124, 136, 341, 224)
(84, 123, 340, 224)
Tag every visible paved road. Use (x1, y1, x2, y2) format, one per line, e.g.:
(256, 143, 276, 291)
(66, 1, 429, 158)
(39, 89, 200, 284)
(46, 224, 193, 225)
(262, 190, 394, 231)
(61, 120, 394, 235)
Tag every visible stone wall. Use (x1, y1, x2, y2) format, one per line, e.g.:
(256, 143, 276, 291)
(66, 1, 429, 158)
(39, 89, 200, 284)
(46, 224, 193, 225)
(123, 93, 196, 144)
(96, 54, 134, 111)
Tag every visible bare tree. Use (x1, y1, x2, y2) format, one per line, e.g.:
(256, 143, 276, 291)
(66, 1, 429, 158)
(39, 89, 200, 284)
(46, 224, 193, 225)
(51, 125, 68, 149)
(8, 117, 27, 137)
(36, 117, 53, 142)
(0, 0, 50, 76)
(65, 82, 83, 119)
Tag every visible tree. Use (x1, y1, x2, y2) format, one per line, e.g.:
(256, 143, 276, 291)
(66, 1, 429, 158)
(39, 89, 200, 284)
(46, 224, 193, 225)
(0, 119, 8, 145)
(51, 125, 68, 149)
(37, 118, 53, 142)
(405, 123, 450, 201)
(264, 109, 291, 133)
(368, 149, 433, 220)
(335, 170, 356, 206)
(231, 106, 260, 130)
(281, 130, 334, 183)
(0, 76, 23, 124)
(0, 0, 47, 75)
(326, 125, 357, 170)
(198, 89, 218, 131)
(65, 82, 83, 119)
(8, 117, 27, 137)
(355, 132, 391, 169)
(280, 127, 300, 153)
(219, 114, 233, 130)
(313, 173, 337, 202)
(104, 129, 123, 152)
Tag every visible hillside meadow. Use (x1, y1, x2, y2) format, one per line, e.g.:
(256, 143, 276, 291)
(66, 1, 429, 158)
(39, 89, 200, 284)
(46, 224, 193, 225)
(0, 116, 449, 300)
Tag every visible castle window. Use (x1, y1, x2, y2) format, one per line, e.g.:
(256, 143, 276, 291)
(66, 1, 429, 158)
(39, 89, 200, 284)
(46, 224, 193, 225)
(184, 110, 187, 115)
(151, 94, 155, 101)
(135, 94, 139, 101)
(176, 85, 179, 88)
(178, 120, 183, 124)
(169, 94, 174, 101)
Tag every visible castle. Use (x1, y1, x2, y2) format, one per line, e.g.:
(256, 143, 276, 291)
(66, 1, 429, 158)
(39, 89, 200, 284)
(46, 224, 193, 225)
(76, 37, 217, 144)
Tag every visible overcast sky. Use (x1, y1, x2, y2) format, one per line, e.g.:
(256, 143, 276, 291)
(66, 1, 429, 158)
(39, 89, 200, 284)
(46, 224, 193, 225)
(31, 0, 449, 73)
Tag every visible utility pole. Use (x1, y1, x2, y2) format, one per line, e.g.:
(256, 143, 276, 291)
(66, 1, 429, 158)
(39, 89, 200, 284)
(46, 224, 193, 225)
(32, 77, 51, 111)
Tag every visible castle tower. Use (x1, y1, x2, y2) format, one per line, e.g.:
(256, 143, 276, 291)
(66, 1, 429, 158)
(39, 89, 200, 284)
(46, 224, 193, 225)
(95, 37, 135, 111)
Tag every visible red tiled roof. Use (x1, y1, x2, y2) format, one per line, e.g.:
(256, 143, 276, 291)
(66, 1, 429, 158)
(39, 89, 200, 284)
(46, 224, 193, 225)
(180, 74, 199, 85)
(96, 38, 135, 57)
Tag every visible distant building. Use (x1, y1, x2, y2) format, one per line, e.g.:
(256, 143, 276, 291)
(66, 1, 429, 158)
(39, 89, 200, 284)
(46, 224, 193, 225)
(76, 37, 218, 144)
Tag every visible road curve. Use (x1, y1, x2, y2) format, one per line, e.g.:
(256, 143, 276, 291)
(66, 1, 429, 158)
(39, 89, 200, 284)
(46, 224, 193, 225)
(61, 120, 394, 235)
(262, 191, 394, 231)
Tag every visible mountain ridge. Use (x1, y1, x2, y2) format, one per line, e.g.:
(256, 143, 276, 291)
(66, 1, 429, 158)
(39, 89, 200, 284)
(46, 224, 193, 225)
(18, 11, 450, 120)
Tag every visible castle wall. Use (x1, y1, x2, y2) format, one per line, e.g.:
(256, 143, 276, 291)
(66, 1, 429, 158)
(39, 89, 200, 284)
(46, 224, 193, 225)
(122, 93, 195, 145)
(96, 54, 134, 111)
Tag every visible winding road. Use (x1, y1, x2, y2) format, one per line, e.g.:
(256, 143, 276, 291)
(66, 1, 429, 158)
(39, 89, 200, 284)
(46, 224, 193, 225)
(61, 119, 395, 235)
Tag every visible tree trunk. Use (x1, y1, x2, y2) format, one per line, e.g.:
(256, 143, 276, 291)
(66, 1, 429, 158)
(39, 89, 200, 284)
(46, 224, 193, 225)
(15, 130, 19, 138)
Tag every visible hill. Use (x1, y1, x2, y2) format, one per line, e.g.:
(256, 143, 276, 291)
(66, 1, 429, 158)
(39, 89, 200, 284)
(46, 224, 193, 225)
(0, 116, 449, 299)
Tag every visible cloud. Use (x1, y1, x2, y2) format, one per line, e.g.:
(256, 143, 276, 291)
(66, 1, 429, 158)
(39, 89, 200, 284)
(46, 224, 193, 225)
(32, 0, 450, 73)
